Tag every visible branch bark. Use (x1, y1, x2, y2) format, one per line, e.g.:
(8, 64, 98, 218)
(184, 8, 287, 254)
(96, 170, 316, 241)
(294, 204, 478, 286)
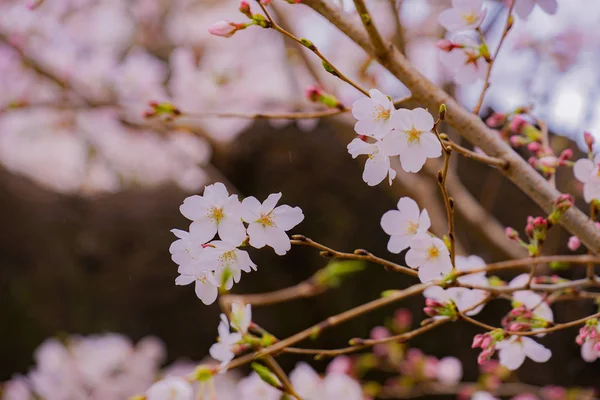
(301, 0, 600, 253)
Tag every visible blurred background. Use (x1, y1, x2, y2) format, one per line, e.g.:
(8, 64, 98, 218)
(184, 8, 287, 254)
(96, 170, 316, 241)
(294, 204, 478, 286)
(1, 0, 600, 397)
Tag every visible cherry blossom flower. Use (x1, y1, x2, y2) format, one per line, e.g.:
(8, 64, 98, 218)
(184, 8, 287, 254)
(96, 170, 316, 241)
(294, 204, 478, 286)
(351, 89, 396, 138)
(436, 357, 463, 385)
(423, 284, 484, 317)
(146, 377, 194, 400)
(175, 267, 219, 305)
(241, 193, 304, 255)
(209, 315, 243, 370)
(208, 21, 242, 38)
(573, 155, 600, 203)
(576, 322, 600, 362)
(169, 228, 207, 269)
(510, 0, 558, 19)
(236, 372, 281, 400)
(509, 274, 554, 334)
(180, 183, 247, 245)
(289, 362, 363, 400)
(439, 0, 486, 32)
(347, 135, 403, 186)
(439, 36, 489, 85)
(198, 240, 257, 289)
(495, 336, 551, 370)
(406, 234, 453, 282)
(388, 108, 442, 173)
(381, 197, 431, 253)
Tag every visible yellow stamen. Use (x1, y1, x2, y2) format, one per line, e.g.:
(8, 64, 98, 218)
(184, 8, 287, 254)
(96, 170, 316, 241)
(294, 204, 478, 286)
(208, 207, 224, 223)
(461, 12, 477, 24)
(407, 221, 419, 234)
(427, 246, 439, 260)
(406, 127, 422, 144)
(257, 212, 275, 227)
(373, 105, 391, 121)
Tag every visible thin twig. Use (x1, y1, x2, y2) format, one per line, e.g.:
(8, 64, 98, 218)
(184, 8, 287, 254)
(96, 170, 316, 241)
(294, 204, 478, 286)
(353, 0, 389, 59)
(441, 137, 508, 169)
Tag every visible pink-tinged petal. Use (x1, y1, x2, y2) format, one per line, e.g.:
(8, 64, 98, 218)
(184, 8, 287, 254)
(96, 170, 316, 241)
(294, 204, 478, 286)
(509, 273, 529, 288)
(537, 0, 557, 14)
(171, 229, 188, 239)
(354, 118, 380, 136)
(180, 195, 208, 220)
(420, 132, 443, 158)
(418, 209, 432, 232)
(380, 131, 405, 156)
(574, 159, 594, 182)
(217, 218, 246, 246)
(262, 193, 282, 213)
(208, 182, 230, 205)
(410, 233, 432, 251)
(584, 183, 600, 203)
(497, 339, 526, 370)
(387, 234, 413, 254)
(522, 337, 552, 363)
(397, 196, 421, 220)
(189, 218, 218, 244)
(175, 274, 195, 286)
(195, 279, 219, 305)
(369, 89, 392, 108)
(247, 222, 268, 249)
(399, 148, 427, 172)
(514, 0, 535, 18)
(439, 9, 467, 32)
(381, 210, 403, 235)
(264, 226, 291, 255)
(363, 152, 390, 186)
(241, 196, 262, 222)
(581, 340, 599, 362)
(352, 97, 376, 120)
(423, 285, 449, 302)
(405, 248, 423, 269)
(418, 265, 444, 282)
(390, 108, 414, 132)
(273, 205, 304, 231)
(409, 108, 434, 132)
(347, 138, 375, 158)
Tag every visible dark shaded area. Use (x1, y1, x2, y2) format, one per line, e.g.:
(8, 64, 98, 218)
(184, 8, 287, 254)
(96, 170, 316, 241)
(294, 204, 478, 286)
(1, 120, 599, 391)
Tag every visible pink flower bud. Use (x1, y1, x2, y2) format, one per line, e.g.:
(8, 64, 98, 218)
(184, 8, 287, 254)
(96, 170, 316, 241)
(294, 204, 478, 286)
(486, 112, 506, 128)
(590, 329, 598, 339)
(533, 216, 547, 228)
(436, 39, 455, 52)
(477, 348, 493, 365)
(584, 131, 595, 151)
(260, 0, 273, 4)
(576, 335, 585, 346)
(509, 135, 525, 147)
(480, 336, 492, 349)
(538, 156, 559, 168)
(239, 1, 252, 17)
(527, 142, 541, 153)
(472, 334, 484, 348)
(555, 194, 574, 212)
(370, 326, 391, 340)
(559, 148, 573, 162)
(305, 85, 323, 102)
(209, 20, 240, 38)
(394, 308, 412, 330)
(594, 341, 600, 352)
(510, 116, 528, 134)
(326, 356, 352, 374)
(423, 307, 438, 317)
(505, 227, 518, 240)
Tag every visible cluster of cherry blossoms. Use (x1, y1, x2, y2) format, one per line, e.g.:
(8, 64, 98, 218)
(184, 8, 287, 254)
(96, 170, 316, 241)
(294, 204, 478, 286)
(349, 90, 442, 186)
(170, 182, 304, 305)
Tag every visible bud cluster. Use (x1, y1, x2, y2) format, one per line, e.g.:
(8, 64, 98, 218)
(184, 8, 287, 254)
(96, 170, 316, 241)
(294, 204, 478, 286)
(501, 305, 551, 333)
(472, 331, 503, 365)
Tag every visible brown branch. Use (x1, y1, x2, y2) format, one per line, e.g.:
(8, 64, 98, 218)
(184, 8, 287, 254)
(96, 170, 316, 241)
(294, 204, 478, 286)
(442, 137, 509, 169)
(300, 0, 600, 254)
(352, 0, 389, 59)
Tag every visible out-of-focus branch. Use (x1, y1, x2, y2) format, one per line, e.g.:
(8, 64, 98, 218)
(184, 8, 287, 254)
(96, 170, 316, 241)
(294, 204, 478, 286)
(352, 0, 388, 59)
(300, 0, 600, 254)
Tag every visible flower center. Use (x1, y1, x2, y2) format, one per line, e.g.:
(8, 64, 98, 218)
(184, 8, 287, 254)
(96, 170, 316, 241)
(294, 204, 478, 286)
(208, 206, 224, 223)
(219, 250, 237, 267)
(405, 127, 422, 143)
(461, 12, 477, 24)
(197, 272, 209, 284)
(257, 212, 275, 227)
(374, 105, 391, 121)
(427, 246, 439, 260)
(465, 51, 480, 66)
(406, 221, 419, 234)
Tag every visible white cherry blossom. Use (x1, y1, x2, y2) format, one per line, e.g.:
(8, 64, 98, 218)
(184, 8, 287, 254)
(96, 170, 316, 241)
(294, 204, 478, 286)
(175, 267, 219, 305)
(573, 155, 600, 203)
(455, 255, 489, 315)
(389, 108, 442, 173)
(169, 228, 206, 269)
(381, 197, 431, 253)
(352, 89, 396, 139)
(180, 182, 247, 245)
(436, 357, 463, 385)
(289, 362, 363, 400)
(209, 315, 243, 370)
(495, 336, 551, 370)
(439, 0, 486, 32)
(405, 234, 453, 282)
(241, 193, 304, 255)
(347, 134, 403, 186)
(236, 372, 281, 400)
(198, 240, 257, 289)
(471, 392, 499, 400)
(146, 377, 194, 400)
(439, 36, 489, 85)
(423, 285, 485, 316)
(511, 0, 558, 19)
(581, 337, 600, 363)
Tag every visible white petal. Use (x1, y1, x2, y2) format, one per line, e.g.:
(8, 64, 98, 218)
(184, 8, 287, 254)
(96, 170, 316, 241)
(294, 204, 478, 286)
(514, 0, 535, 18)
(264, 226, 291, 255)
(399, 148, 427, 173)
(498, 339, 526, 370)
(195, 279, 219, 305)
(381, 210, 403, 235)
(418, 209, 432, 232)
(439, 9, 467, 32)
(387, 234, 413, 254)
(262, 193, 282, 213)
(581, 340, 599, 362)
(522, 337, 552, 363)
(397, 197, 420, 220)
(537, 0, 557, 14)
(352, 97, 376, 120)
(418, 265, 444, 282)
(241, 196, 262, 222)
(423, 285, 450, 302)
(273, 205, 304, 231)
(369, 89, 392, 107)
(218, 218, 247, 245)
(405, 248, 423, 269)
(179, 195, 207, 220)
(420, 132, 443, 158)
(584, 183, 600, 203)
(175, 274, 195, 286)
(363, 152, 390, 186)
(247, 223, 268, 249)
(189, 218, 218, 244)
(347, 138, 375, 158)
(389, 108, 413, 132)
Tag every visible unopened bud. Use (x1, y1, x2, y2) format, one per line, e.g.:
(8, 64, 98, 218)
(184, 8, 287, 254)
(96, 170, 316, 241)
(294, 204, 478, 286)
(435, 39, 455, 52)
(208, 20, 246, 38)
(509, 135, 526, 147)
(584, 131, 595, 152)
(239, 1, 252, 17)
(555, 194, 574, 212)
(505, 227, 519, 240)
(486, 112, 506, 128)
(509, 116, 528, 134)
(439, 103, 447, 120)
(527, 142, 541, 153)
(568, 236, 581, 251)
(559, 148, 573, 163)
